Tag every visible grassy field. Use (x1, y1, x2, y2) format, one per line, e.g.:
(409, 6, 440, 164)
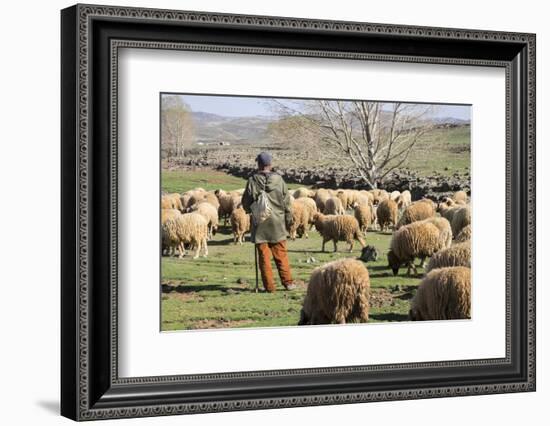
(408, 125, 470, 176)
(162, 168, 310, 194)
(161, 170, 424, 331)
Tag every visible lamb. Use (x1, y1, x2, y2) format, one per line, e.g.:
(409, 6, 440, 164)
(353, 202, 374, 233)
(421, 216, 452, 250)
(425, 241, 471, 273)
(455, 224, 472, 242)
(396, 190, 412, 210)
(187, 201, 219, 240)
(396, 199, 436, 229)
(387, 221, 445, 276)
(298, 258, 370, 325)
(287, 200, 310, 240)
(450, 205, 471, 238)
(230, 206, 250, 245)
(313, 213, 366, 252)
(323, 196, 345, 215)
(409, 266, 471, 320)
(161, 212, 208, 259)
(376, 198, 398, 232)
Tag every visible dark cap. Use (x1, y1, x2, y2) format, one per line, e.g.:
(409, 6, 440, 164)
(256, 151, 272, 167)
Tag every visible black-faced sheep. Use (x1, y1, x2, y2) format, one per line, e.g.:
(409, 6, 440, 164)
(376, 198, 398, 232)
(425, 241, 471, 273)
(456, 224, 472, 242)
(409, 266, 471, 320)
(396, 199, 436, 229)
(161, 212, 208, 259)
(313, 213, 366, 252)
(298, 258, 370, 325)
(230, 206, 250, 245)
(387, 221, 445, 276)
(323, 196, 345, 215)
(359, 245, 379, 262)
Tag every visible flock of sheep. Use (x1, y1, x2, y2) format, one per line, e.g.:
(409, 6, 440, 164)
(161, 183, 472, 325)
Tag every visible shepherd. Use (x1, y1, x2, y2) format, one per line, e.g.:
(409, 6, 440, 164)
(242, 152, 297, 292)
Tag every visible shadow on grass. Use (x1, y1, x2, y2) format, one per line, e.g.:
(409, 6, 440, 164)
(162, 283, 257, 294)
(370, 312, 410, 322)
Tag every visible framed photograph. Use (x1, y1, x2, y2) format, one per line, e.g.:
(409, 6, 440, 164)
(61, 4, 536, 421)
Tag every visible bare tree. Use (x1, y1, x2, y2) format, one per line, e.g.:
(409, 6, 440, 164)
(265, 115, 319, 149)
(272, 100, 435, 188)
(161, 95, 195, 159)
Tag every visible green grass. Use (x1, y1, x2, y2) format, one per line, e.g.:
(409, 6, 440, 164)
(162, 169, 312, 194)
(407, 125, 470, 176)
(161, 219, 420, 331)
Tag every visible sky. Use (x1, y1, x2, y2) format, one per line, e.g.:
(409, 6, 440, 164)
(166, 93, 471, 121)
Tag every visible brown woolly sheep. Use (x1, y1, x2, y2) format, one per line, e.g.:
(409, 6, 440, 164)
(293, 187, 315, 199)
(294, 197, 318, 229)
(298, 258, 370, 325)
(390, 190, 401, 201)
(396, 190, 412, 210)
(314, 188, 331, 212)
(387, 221, 445, 276)
(161, 208, 182, 255)
(215, 189, 239, 226)
(425, 241, 471, 273)
(187, 201, 219, 240)
(161, 208, 181, 225)
(409, 266, 471, 320)
(323, 196, 345, 215)
(456, 224, 472, 242)
(313, 213, 366, 253)
(450, 205, 471, 238)
(453, 190, 469, 204)
(287, 200, 310, 240)
(396, 199, 436, 229)
(161, 193, 184, 211)
(353, 203, 374, 234)
(376, 198, 399, 232)
(162, 213, 208, 259)
(230, 207, 250, 245)
(421, 216, 452, 250)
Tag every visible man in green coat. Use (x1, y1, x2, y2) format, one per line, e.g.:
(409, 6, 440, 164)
(242, 152, 296, 292)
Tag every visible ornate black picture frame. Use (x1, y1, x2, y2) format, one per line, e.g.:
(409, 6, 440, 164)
(61, 4, 536, 421)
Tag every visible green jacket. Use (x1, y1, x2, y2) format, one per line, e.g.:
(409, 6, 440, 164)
(242, 171, 292, 244)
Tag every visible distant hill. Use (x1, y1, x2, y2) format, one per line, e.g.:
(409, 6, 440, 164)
(192, 112, 273, 144)
(190, 111, 470, 145)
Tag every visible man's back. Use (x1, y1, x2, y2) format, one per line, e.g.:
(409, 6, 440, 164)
(242, 171, 291, 244)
